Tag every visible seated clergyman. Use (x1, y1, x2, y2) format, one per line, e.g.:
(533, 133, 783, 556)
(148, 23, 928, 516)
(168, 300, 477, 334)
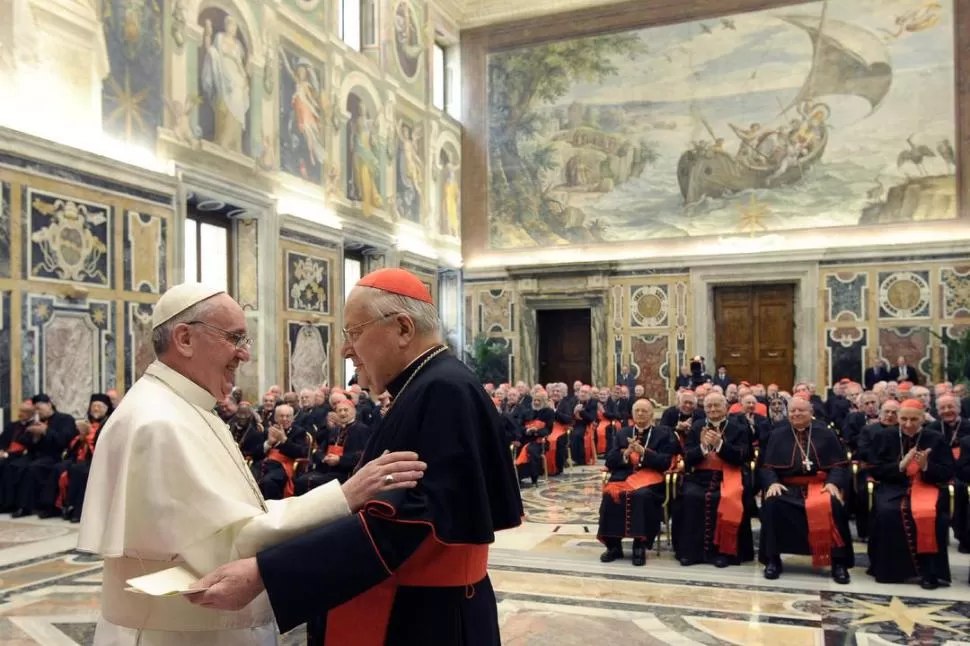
(758, 396, 853, 584)
(597, 399, 678, 566)
(673, 393, 754, 568)
(867, 398, 954, 590)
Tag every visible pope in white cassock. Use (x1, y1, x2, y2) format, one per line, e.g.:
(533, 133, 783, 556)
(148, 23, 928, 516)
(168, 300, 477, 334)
(78, 283, 426, 646)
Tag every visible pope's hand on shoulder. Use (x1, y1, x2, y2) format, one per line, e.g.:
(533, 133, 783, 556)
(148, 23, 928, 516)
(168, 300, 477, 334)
(341, 450, 427, 512)
(186, 451, 428, 611)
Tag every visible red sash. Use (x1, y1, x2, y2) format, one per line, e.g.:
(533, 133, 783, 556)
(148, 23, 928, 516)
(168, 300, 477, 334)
(695, 453, 744, 556)
(266, 448, 296, 498)
(953, 446, 961, 461)
(905, 461, 940, 554)
(546, 422, 568, 475)
(327, 444, 345, 457)
(595, 417, 613, 455)
(782, 474, 845, 567)
(583, 424, 597, 465)
(324, 510, 488, 646)
(56, 470, 69, 509)
(602, 450, 670, 503)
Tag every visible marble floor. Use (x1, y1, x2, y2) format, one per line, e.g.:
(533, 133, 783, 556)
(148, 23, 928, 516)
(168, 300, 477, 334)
(0, 466, 967, 645)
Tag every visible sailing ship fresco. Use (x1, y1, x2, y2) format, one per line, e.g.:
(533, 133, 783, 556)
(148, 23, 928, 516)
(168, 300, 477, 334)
(485, 0, 956, 250)
(677, 6, 893, 203)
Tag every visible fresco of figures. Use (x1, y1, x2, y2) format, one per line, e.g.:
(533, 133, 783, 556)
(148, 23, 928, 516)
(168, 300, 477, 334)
(395, 117, 424, 223)
(485, 0, 957, 249)
(279, 44, 330, 184)
(437, 144, 460, 237)
(197, 8, 252, 155)
(345, 91, 388, 217)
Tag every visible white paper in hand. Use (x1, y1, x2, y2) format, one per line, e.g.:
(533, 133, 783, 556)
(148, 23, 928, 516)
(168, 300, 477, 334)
(125, 565, 208, 596)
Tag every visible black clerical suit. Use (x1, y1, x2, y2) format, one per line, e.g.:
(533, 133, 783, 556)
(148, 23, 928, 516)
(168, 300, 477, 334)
(256, 425, 309, 500)
(672, 417, 754, 566)
(549, 399, 573, 474)
(851, 419, 893, 540)
(660, 406, 704, 451)
(294, 421, 372, 495)
(516, 408, 552, 485)
(256, 349, 522, 646)
(0, 418, 31, 511)
(598, 424, 677, 559)
(864, 366, 888, 390)
(826, 396, 852, 434)
(570, 398, 598, 465)
(4, 410, 75, 517)
(867, 428, 953, 585)
(927, 417, 970, 550)
(888, 365, 919, 384)
(757, 421, 854, 572)
(730, 412, 772, 459)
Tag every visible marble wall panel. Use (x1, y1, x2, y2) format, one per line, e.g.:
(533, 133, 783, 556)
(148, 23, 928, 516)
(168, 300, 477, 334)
(286, 321, 331, 391)
(236, 219, 259, 310)
(825, 272, 867, 322)
(631, 334, 668, 403)
(877, 327, 932, 383)
(26, 189, 112, 288)
(235, 315, 260, 402)
(123, 211, 165, 294)
(629, 284, 669, 328)
(877, 270, 931, 320)
(0, 183, 10, 278)
(940, 266, 970, 319)
(464, 293, 473, 346)
(124, 302, 155, 387)
(825, 327, 868, 385)
(284, 250, 331, 314)
(23, 294, 115, 419)
(480, 289, 513, 334)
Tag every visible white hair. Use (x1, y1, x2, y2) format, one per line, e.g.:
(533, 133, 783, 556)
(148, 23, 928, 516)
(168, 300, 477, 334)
(358, 287, 441, 339)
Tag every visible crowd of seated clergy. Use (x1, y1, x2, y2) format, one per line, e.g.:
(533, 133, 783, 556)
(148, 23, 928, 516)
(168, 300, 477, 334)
(489, 368, 970, 590)
(0, 383, 388, 522)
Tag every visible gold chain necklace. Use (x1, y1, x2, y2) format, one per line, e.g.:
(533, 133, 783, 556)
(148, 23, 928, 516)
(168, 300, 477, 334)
(382, 345, 448, 418)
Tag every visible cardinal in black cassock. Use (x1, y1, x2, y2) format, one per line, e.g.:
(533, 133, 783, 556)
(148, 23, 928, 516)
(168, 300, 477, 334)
(926, 394, 970, 552)
(547, 391, 572, 475)
(570, 388, 598, 466)
(246, 268, 523, 646)
(598, 400, 678, 566)
(867, 399, 953, 590)
(672, 394, 754, 568)
(757, 396, 853, 584)
(516, 394, 553, 485)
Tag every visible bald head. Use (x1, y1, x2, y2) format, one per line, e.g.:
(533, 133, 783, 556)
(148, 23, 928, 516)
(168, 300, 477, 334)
(703, 392, 727, 421)
(631, 398, 654, 427)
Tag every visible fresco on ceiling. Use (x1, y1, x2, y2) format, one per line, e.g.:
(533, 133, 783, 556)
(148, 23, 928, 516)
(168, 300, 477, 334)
(486, 0, 957, 249)
(101, 0, 165, 146)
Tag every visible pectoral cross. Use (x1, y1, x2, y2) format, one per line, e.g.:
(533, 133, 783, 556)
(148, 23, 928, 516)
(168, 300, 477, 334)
(802, 457, 814, 471)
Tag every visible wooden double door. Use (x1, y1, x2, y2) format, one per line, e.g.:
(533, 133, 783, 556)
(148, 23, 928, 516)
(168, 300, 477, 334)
(537, 309, 592, 387)
(714, 284, 795, 389)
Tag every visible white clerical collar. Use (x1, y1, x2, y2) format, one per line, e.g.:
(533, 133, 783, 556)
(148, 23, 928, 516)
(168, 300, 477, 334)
(145, 360, 217, 410)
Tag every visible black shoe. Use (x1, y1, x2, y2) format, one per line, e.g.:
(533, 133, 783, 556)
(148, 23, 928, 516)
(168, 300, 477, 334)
(632, 546, 646, 567)
(36, 508, 56, 519)
(678, 557, 696, 567)
(920, 575, 939, 590)
(958, 543, 970, 555)
(714, 555, 730, 569)
(11, 508, 30, 518)
(61, 506, 73, 521)
(600, 547, 624, 563)
(832, 564, 850, 585)
(764, 559, 782, 580)
(69, 513, 81, 524)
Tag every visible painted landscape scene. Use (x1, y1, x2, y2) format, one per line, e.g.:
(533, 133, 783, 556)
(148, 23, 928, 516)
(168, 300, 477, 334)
(486, 0, 957, 249)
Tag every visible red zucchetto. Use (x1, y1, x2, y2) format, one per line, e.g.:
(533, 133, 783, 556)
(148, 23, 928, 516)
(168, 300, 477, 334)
(899, 398, 924, 411)
(356, 268, 433, 303)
